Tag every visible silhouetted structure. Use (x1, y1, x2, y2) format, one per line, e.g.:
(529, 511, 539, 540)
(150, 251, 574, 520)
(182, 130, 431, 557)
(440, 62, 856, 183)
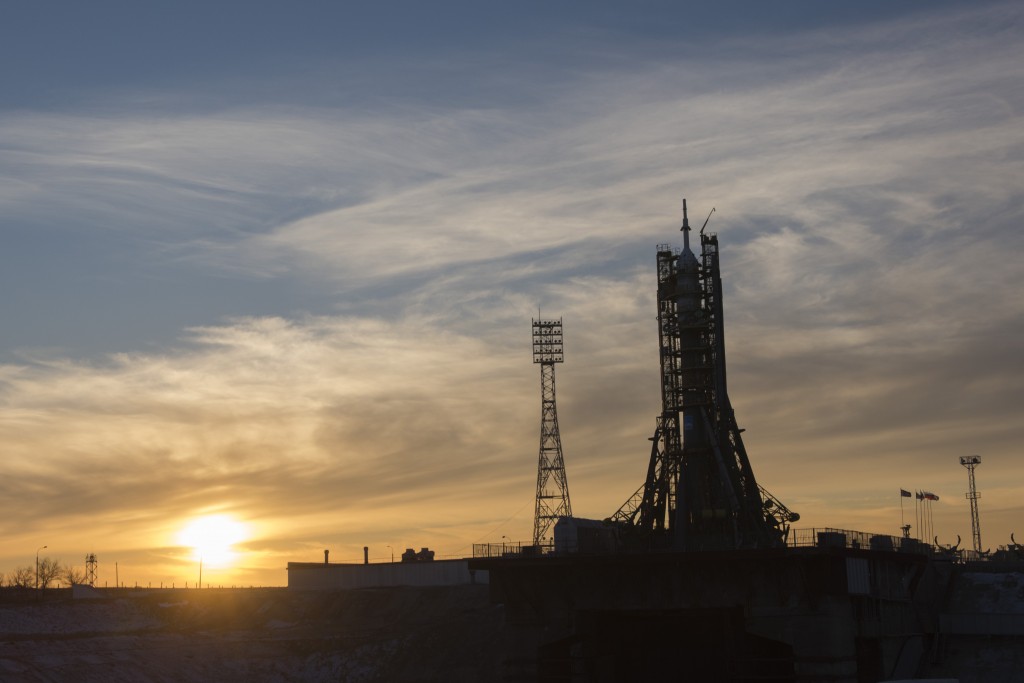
(472, 203, 1022, 681)
(532, 317, 572, 546)
(85, 553, 97, 587)
(610, 200, 797, 550)
(960, 455, 983, 553)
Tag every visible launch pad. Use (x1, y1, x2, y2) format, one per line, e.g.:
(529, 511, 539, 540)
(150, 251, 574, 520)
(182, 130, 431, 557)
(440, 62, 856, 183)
(472, 542, 946, 682)
(472, 203, 959, 682)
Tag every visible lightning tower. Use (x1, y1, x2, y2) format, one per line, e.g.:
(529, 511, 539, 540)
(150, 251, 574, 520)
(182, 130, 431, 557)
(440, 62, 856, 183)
(612, 200, 797, 550)
(85, 553, 97, 586)
(532, 317, 572, 547)
(960, 455, 982, 553)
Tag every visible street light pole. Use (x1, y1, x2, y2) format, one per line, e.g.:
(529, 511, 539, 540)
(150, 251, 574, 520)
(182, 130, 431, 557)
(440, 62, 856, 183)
(35, 545, 47, 590)
(387, 545, 393, 563)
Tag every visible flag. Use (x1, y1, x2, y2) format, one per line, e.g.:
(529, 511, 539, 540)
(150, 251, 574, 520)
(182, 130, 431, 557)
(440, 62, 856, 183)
(916, 491, 924, 500)
(924, 492, 939, 501)
(900, 489, 912, 497)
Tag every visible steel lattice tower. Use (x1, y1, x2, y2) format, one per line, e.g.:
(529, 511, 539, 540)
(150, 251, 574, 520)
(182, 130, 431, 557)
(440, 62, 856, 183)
(532, 318, 572, 546)
(85, 553, 97, 586)
(960, 455, 982, 553)
(610, 200, 797, 550)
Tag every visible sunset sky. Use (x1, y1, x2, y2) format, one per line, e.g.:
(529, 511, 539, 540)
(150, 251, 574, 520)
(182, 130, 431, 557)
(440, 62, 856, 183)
(2, 1, 1021, 587)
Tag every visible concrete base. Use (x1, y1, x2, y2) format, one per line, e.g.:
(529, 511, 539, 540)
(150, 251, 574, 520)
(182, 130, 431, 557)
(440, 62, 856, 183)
(472, 547, 947, 682)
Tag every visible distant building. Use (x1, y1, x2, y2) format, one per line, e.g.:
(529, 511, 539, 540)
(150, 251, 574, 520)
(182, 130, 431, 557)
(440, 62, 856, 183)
(287, 558, 487, 590)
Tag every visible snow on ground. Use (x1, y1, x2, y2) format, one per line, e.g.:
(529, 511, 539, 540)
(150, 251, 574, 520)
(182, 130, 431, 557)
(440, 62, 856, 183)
(0, 586, 504, 683)
(947, 571, 1024, 614)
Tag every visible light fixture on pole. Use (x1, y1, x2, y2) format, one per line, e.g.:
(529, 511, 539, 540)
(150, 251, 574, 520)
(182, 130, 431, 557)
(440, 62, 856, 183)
(35, 545, 47, 590)
(960, 455, 983, 553)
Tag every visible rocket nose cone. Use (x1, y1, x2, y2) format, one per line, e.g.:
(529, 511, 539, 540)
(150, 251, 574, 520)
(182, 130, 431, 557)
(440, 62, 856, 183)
(679, 244, 699, 269)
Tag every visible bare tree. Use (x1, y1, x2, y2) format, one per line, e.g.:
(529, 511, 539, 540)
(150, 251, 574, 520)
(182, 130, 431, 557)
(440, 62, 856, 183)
(7, 566, 35, 588)
(63, 565, 87, 586)
(37, 556, 64, 589)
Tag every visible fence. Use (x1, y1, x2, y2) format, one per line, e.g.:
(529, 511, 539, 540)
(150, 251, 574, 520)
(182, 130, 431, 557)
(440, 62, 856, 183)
(473, 541, 534, 558)
(472, 528, 993, 563)
(787, 528, 933, 554)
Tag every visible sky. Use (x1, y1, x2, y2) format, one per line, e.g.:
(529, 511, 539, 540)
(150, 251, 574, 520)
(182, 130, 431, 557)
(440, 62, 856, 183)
(1, 1, 1021, 587)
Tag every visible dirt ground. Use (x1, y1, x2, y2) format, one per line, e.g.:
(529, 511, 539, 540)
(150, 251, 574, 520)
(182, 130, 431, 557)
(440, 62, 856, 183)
(0, 585, 506, 682)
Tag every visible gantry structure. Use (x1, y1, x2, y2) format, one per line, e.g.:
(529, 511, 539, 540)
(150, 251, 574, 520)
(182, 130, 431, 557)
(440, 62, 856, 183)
(611, 200, 797, 550)
(532, 317, 572, 546)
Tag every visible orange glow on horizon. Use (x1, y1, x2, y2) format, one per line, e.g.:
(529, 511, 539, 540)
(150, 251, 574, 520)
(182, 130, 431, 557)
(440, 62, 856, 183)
(176, 515, 249, 568)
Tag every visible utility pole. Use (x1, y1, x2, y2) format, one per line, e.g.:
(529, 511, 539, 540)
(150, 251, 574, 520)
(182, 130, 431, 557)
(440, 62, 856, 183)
(960, 455, 983, 553)
(532, 317, 572, 547)
(35, 545, 47, 590)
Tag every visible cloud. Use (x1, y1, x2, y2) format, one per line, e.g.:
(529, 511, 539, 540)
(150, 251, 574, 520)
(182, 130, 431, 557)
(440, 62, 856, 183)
(0, 313, 545, 577)
(1, 2, 1023, 581)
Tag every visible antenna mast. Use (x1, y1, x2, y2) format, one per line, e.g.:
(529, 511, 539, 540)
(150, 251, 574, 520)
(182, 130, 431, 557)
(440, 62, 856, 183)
(960, 455, 983, 553)
(532, 317, 572, 547)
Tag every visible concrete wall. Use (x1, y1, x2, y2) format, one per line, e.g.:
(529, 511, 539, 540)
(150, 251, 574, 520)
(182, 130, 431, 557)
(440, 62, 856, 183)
(473, 548, 940, 682)
(938, 568, 1024, 635)
(288, 559, 488, 590)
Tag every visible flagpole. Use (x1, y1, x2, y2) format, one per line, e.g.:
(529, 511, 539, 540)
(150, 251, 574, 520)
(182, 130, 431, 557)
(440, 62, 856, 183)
(929, 498, 934, 545)
(899, 489, 912, 539)
(924, 498, 929, 544)
(929, 497, 934, 544)
(928, 498, 933, 544)
(916, 492, 921, 541)
(921, 496, 926, 543)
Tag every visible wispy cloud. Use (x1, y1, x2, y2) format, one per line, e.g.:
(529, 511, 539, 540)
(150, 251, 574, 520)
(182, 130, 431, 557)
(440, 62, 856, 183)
(0, 313, 542, 575)
(1, 3, 1022, 581)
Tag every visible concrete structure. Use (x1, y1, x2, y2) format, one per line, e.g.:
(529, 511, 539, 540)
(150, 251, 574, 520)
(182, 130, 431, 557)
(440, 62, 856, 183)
(287, 558, 488, 590)
(472, 546, 953, 682)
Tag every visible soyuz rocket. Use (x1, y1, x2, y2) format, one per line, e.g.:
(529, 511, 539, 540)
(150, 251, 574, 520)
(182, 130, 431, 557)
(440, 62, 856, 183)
(620, 199, 795, 550)
(675, 199, 707, 465)
(666, 198, 732, 547)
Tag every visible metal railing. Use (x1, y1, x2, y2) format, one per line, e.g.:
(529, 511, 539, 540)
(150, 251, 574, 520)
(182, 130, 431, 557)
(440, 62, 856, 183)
(787, 528, 932, 554)
(472, 528, 994, 562)
(474, 541, 551, 558)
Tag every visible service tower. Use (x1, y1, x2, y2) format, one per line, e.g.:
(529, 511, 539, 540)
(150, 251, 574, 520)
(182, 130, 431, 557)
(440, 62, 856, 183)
(612, 200, 796, 550)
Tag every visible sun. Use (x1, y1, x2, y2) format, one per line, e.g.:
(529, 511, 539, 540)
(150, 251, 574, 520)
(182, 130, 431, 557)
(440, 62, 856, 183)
(177, 515, 248, 567)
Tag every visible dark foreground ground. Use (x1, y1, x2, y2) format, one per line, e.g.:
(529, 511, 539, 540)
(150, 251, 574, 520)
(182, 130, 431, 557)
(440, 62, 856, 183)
(0, 585, 505, 682)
